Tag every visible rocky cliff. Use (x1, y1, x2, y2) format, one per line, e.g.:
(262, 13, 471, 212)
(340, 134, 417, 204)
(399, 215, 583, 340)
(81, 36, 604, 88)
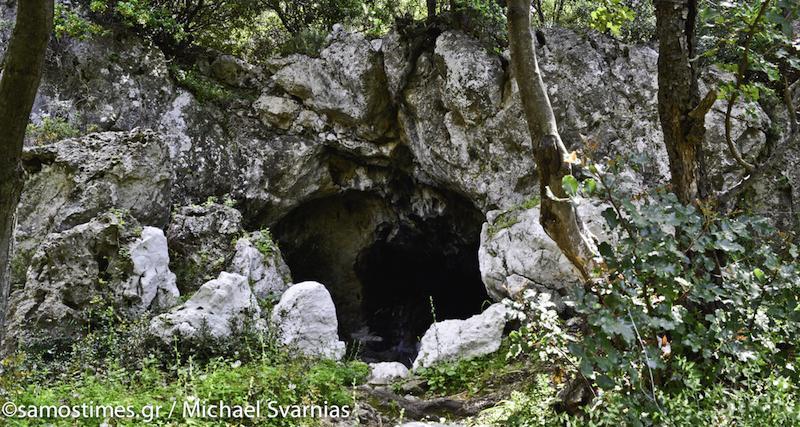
(4, 15, 797, 361)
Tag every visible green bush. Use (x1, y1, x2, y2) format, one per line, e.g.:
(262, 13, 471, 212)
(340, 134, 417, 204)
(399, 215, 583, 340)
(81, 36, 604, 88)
(505, 154, 800, 424)
(25, 117, 81, 145)
(169, 65, 234, 104)
(54, 3, 106, 40)
(570, 159, 799, 398)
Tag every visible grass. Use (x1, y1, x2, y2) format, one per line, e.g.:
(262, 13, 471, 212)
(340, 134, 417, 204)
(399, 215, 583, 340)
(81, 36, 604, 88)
(0, 315, 369, 426)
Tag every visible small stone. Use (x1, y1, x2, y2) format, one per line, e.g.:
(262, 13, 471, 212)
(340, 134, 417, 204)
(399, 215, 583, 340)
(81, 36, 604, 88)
(367, 362, 410, 385)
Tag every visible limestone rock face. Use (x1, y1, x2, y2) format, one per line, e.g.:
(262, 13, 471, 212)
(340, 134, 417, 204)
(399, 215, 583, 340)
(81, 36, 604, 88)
(434, 31, 503, 126)
(211, 54, 257, 87)
(270, 281, 346, 360)
(149, 272, 261, 343)
(478, 200, 607, 305)
(367, 362, 410, 385)
(229, 233, 293, 300)
(253, 93, 302, 130)
(271, 26, 392, 139)
(6, 213, 177, 348)
(413, 303, 510, 370)
(14, 130, 172, 286)
(127, 227, 180, 312)
(166, 203, 243, 293)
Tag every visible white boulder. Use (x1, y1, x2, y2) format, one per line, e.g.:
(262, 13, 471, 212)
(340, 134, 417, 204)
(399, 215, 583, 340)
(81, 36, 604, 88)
(125, 226, 179, 311)
(478, 200, 607, 306)
(413, 303, 510, 370)
(270, 281, 346, 360)
(149, 272, 261, 343)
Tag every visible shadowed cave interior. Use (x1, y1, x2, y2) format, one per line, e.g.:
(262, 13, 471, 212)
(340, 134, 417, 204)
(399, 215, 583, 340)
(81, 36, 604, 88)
(272, 189, 489, 365)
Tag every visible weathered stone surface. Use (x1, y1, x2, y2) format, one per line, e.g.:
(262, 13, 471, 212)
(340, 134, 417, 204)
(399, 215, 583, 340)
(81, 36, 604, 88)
(14, 130, 172, 286)
(126, 226, 180, 312)
(149, 272, 261, 344)
(253, 93, 301, 130)
(166, 203, 243, 293)
(413, 303, 510, 370)
(229, 232, 292, 300)
(31, 33, 174, 133)
(367, 362, 410, 385)
(272, 26, 392, 139)
(478, 200, 607, 304)
(211, 54, 256, 87)
(6, 213, 177, 348)
(270, 281, 346, 360)
(434, 31, 503, 126)
(399, 40, 535, 212)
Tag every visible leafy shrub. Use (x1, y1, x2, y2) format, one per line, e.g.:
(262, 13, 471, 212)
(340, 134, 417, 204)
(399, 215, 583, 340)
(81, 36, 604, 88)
(252, 228, 278, 258)
(25, 117, 81, 145)
(415, 341, 524, 396)
(86, 0, 265, 51)
(504, 154, 800, 424)
(572, 160, 799, 396)
(699, 0, 800, 110)
(588, 0, 635, 38)
(169, 65, 234, 104)
(445, 0, 508, 52)
(54, 3, 106, 40)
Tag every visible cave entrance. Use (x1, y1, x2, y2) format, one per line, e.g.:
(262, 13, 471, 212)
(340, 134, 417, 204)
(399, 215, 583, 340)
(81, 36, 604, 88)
(272, 189, 488, 365)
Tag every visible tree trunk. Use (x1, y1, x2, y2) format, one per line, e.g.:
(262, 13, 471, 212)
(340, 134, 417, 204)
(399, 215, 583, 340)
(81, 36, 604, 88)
(654, 0, 715, 204)
(0, 0, 54, 348)
(506, 0, 597, 281)
(427, 0, 437, 18)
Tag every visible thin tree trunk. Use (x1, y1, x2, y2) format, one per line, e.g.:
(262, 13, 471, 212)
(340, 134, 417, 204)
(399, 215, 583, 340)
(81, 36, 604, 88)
(507, 0, 597, 281)
(654, 0, 716, 204)
(534, 0, 546, 25)
(0, 0, 54, 348)
(427, 0, 437, 18)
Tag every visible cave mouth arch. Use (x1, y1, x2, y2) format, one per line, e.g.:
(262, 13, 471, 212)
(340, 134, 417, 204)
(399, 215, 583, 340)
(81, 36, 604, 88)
(272, 188, 489, 365)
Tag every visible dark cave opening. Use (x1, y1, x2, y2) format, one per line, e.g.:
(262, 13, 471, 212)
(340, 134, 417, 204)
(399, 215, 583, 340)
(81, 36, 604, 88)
(272, 189, 489, 365)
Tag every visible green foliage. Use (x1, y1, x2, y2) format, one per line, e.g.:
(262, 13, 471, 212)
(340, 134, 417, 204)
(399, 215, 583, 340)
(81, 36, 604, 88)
(447, 0, 508, 53)
(1, 305, 368, 426)
(25, 117, 81, 145)
(569, 369, 800, 426)
(86, 0, 265, 52)
(415, 341, 522, 397)
(54, 4, 106, 40)
(417, 359, 485, 395)
(699, 0, 800, 101)
(503, 154, 800, 424)
(553, 156, 799, 421)
(169, 65, 234, 104)
(264, 0, 362, 35)
(537, 0, 655, 42)
(588, 0, 635, 37)
(253, 228, 278, 258)
(471, 374, 559, 426)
